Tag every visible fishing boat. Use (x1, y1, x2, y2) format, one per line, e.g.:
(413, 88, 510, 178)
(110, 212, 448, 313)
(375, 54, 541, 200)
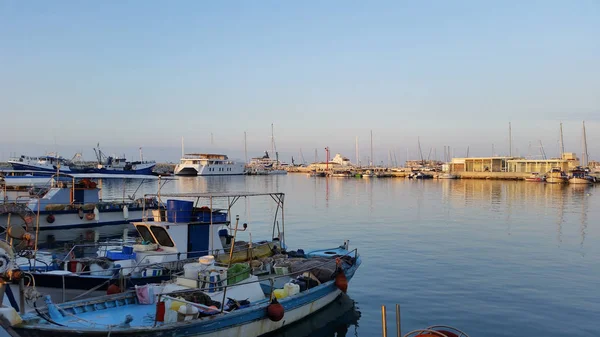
(8, 154, 73, 173)
(2, 192, 361, 337)
(546, 168, 568, 184)
(0, 174, 162, 245)
(569, 167, 594, 184)
(72, 145, 155, 175)
(174, 154, 245, 176)
(525, 172, 545, 182)
(16, 193, 281, 291)
(361, 170, 374, 178)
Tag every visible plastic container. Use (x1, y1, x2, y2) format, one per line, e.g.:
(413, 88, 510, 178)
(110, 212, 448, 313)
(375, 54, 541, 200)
(122, 246, 133, 255)
(177, 304, 199, 322)
(167, 200, 194, 223)
(228, 263, 250, 284)
(184, 263, 210, 279)
(199, 255, 215, 266)
(284, 283, 300, 296)
(273, 289, 288, 299)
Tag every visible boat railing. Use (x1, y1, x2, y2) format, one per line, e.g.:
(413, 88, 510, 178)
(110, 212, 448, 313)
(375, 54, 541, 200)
(152, 247, 360, 324)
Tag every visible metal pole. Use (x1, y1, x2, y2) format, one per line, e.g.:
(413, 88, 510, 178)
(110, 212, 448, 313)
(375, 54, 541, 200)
(19, 279, 25, 315)
(62, 275, 66, 303)
(381, 305, 388, 337)
(396, 304, 401, 337)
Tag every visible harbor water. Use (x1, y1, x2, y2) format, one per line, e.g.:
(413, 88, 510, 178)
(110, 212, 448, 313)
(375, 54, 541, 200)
(96, 174, 598, 337)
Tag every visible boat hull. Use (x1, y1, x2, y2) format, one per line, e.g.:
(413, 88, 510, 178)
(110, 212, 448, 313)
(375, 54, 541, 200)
(569, 177, 592, 184)
(15, 257, 361, 337)
(0, 207, 150, 244)
(15, 272, 171, 290)
(546, 177, 568, 184)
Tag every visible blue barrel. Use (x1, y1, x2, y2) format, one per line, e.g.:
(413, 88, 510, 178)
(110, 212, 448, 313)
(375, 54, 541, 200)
(167, 200, 194, 223)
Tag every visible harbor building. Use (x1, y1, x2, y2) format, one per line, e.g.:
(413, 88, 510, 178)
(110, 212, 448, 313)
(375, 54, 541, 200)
(450, 153, 580, 174)
(449, 157, 519, 173)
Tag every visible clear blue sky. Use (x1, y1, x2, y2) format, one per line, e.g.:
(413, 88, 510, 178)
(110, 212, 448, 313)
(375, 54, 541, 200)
(1, 1, 598, 164)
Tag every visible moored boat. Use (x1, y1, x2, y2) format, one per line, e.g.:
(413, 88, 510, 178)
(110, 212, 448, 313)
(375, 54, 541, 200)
(175, 154, 245, 176)
(2, 192, 361, 337)
(546, 168, 568, 184)
(525, 172, 545, 182)
(569, 167, 594, 184)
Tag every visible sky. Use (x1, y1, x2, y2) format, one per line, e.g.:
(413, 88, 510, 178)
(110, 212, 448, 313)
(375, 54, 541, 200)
(1, 1, 599, 164)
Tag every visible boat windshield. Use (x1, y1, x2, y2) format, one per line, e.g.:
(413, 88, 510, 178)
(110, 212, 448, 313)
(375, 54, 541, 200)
(149, 226, 175, 247)
(135, 225, 156, 244)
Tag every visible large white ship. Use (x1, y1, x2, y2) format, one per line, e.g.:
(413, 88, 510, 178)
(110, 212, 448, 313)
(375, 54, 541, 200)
(174, 153, 245, 176)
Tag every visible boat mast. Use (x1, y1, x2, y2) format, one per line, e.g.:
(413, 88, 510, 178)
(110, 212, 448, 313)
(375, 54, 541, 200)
(355, 136, 359, 167)
(370, 130, 373, 167)
(582, 121, 589, 167)
(418, 137, 424, 164)
(139, 147, 143, 162)
(244, 132, 248, 164)
(559, 122, 565, 159)
(509, 122, 512, 157)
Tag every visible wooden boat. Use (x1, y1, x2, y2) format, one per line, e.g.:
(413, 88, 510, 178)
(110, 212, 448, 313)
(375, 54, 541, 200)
(569, 167, 594, 184)
(546, 168, 568, 184)
(1, 193, 362, 337)
(525, 172, 545, 182)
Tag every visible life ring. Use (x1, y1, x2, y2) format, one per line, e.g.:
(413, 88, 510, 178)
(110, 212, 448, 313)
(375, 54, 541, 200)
(46, 214, 55, 224)
(85, 213, 95, 221)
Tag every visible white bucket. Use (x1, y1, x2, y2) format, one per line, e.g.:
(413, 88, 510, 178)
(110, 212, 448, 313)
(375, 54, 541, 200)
(183, 263, 209, 279)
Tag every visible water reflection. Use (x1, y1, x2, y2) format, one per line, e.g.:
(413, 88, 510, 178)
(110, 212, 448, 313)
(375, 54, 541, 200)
(263, 293, 360, 337)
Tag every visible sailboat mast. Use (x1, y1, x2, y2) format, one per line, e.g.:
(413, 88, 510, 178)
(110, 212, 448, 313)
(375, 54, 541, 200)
(582, 121, 589, 167)
(509, 122, 512, 157)
(244, 131, 248, 164)
(559, 122, 565, 159)
(370, 130, 373, 167)
(271, 123, 275, 159)
(355, 137, 360, 167)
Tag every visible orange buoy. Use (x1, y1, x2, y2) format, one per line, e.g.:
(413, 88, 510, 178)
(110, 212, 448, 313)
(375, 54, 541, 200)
(85, 213, 95, 220)
(334, 258, 348, 293)
(266, 298, 284, 322)
(155, 301, 165, 322)
(107, 284, 121, 295)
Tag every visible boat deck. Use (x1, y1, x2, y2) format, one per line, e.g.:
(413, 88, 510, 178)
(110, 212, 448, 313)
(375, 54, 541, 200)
(57, 303, 155, 328)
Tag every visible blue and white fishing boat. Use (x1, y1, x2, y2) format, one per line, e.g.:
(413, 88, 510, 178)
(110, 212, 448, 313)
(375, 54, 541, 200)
(8, 154, 73, 173)
(80, 145, 156, 175)
(16, 192, 282, 291)
(0, 174, 163, 245)
(2, 192, 361, 337)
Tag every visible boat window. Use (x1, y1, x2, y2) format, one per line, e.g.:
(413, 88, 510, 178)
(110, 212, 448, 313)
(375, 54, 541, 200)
(150, 226, 175, 247)
(135, 225, 156, 244)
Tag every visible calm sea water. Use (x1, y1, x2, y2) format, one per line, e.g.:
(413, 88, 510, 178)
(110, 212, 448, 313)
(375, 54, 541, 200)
(99, 174, 599, 337)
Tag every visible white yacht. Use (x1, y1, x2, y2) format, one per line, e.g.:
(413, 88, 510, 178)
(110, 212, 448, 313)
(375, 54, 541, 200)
(174, 153, 245, 176)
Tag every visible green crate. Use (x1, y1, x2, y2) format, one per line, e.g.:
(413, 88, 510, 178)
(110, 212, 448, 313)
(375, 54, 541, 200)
(228, 263, 250, 284)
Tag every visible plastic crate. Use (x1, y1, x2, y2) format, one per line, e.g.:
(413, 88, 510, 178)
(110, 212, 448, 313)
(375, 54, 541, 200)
(228, 263, 250, 284)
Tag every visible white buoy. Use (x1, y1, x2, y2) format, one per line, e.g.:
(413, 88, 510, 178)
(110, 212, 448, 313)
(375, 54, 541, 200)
(94, 230, 100, 243)
(93, 206, 100, 222)
(123, 228, 128, 242)
(123, 205, 129, 220)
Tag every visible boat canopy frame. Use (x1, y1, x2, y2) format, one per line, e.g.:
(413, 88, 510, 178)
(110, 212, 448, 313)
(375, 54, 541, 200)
(141, 192, 286, 249)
